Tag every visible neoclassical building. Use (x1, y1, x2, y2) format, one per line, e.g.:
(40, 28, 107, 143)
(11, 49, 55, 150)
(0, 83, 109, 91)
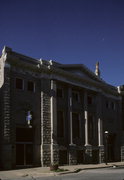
(0, 46, 123, 169)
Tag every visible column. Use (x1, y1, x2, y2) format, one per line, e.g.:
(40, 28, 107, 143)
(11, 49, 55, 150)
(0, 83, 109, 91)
(40, 78, 51, 166)
(97, 94, 103, 147)
(68, 88, 73, 145)
(84, 90, 92, 164)
(98, 118, 103, 146)
(2, 64, 12, 169)
(84, 91, 89, 146)
(68, 88, 77, 165)
(97, 94, 104, 163)
(50, 80, 58, 164)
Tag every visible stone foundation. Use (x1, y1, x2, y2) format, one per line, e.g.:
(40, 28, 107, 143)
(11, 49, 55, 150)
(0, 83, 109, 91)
(99, 146, 104, 163)
(121, 146, 124, 161)
(84, 145, 92, 163)
(69, 145, 77, 165)
(52, 144, 59, 163)
(41, 144, 51, 166)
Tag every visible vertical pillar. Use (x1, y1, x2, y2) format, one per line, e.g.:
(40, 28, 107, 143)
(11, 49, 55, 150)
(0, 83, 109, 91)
(68, 88, 77, 165)
(98, 118, 103, 146)
(40, 78, 51, 167)
(97, 94, 104, 163)
(50, 80, 58, 164)
(1, 64, 12, 169)
(84, 91, 89, 146)
(68, 88, 73, 145)
(84, 90, 92, 163)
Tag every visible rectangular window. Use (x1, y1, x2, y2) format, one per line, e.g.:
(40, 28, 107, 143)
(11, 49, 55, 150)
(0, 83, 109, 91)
(72, 91, 79, 102)
(57, 111, 64, 137)
(27, 81, 35, 92)
(16, 78, 23, 90)
(106, 101, 109, 109)
(111, 102, 115, 110)
(88, 114, 94, 142)
(87, 96, 92, 105)
(72, 113, 80, 138)
(57, 88, 63, 98)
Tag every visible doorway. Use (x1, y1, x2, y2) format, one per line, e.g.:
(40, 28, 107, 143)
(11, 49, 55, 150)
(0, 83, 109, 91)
(16, 144, 33, 165)
(16, 127, 33, 166)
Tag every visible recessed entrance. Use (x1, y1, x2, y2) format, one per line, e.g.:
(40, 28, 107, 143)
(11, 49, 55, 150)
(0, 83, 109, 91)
(16, 128, 33, 166)
(16, 144, 33, 166)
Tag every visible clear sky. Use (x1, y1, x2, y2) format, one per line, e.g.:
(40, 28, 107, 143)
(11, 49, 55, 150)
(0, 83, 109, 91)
(0, 0, 124, 86)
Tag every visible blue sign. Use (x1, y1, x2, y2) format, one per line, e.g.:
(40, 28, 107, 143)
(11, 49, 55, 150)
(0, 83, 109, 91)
(26, 111, 32, 125)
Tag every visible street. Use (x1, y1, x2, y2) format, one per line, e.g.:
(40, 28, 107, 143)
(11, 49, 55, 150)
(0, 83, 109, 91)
(5, 167, 124, 180)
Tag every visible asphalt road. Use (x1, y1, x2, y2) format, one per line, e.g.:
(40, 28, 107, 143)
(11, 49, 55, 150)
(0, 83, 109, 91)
(6, 167, 124, 180)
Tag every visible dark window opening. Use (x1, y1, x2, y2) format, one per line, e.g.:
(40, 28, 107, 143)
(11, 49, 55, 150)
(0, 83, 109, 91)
(106, 101, 109, 108)
(111, 102, 115, 110)
(57, 111, 64, 137)
(72, 91, 79, 102)
(57, 88, 63, 98)
(72, 113, 80, 139)
(88, 96, 92, 105)
(88, 114, 94, 143)
(16, 78, 23, 89)
(27, 81, 35, 92)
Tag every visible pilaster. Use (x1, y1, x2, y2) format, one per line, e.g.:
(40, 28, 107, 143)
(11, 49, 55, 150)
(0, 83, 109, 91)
(68, 88, 74, 145)
(84, 145, 92, 163)
(97, 94, 104, 163)
(40, 78, 51, 166)
(69, 144, 77, 165)
(84, 91, 90, 146)
(99, 145, 104, 163)
(50, 80, 58, 164)
(1, 65, 12, 169)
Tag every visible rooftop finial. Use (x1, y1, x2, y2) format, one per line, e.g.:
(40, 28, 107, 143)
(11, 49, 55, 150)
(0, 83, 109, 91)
(95, 61, 100, 77)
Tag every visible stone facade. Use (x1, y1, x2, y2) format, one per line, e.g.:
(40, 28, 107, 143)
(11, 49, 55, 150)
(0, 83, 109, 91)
(0, 46, 123, 169)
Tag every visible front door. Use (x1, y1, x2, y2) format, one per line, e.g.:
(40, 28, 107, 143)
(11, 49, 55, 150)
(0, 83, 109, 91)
(16, 127, 33, 166)
(16, 144, 33, 166)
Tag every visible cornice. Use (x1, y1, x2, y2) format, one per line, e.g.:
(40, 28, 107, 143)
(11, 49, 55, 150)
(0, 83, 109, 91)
(2, 46, 120, 97)
(48, 65, 119, 96)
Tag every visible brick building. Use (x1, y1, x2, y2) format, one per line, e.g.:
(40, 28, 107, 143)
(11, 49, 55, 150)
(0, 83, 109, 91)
(0, 46, 123, 169)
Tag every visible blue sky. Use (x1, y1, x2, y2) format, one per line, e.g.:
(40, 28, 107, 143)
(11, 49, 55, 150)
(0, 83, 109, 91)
(0, 0, 124, 86)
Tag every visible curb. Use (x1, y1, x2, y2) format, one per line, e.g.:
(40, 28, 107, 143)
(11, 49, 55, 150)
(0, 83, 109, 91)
(1, 163, 124, 179)
(56, 164, 124, 176)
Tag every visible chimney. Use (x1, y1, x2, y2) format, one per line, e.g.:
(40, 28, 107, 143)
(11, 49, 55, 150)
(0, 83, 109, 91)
(95, 62, 100, 77)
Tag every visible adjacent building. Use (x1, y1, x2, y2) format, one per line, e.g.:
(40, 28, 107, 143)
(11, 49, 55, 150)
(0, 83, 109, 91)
(0, 46, 123, 169)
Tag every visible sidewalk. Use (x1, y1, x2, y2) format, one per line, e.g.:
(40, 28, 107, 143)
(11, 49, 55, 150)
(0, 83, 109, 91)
(0, 162, 124, 180)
